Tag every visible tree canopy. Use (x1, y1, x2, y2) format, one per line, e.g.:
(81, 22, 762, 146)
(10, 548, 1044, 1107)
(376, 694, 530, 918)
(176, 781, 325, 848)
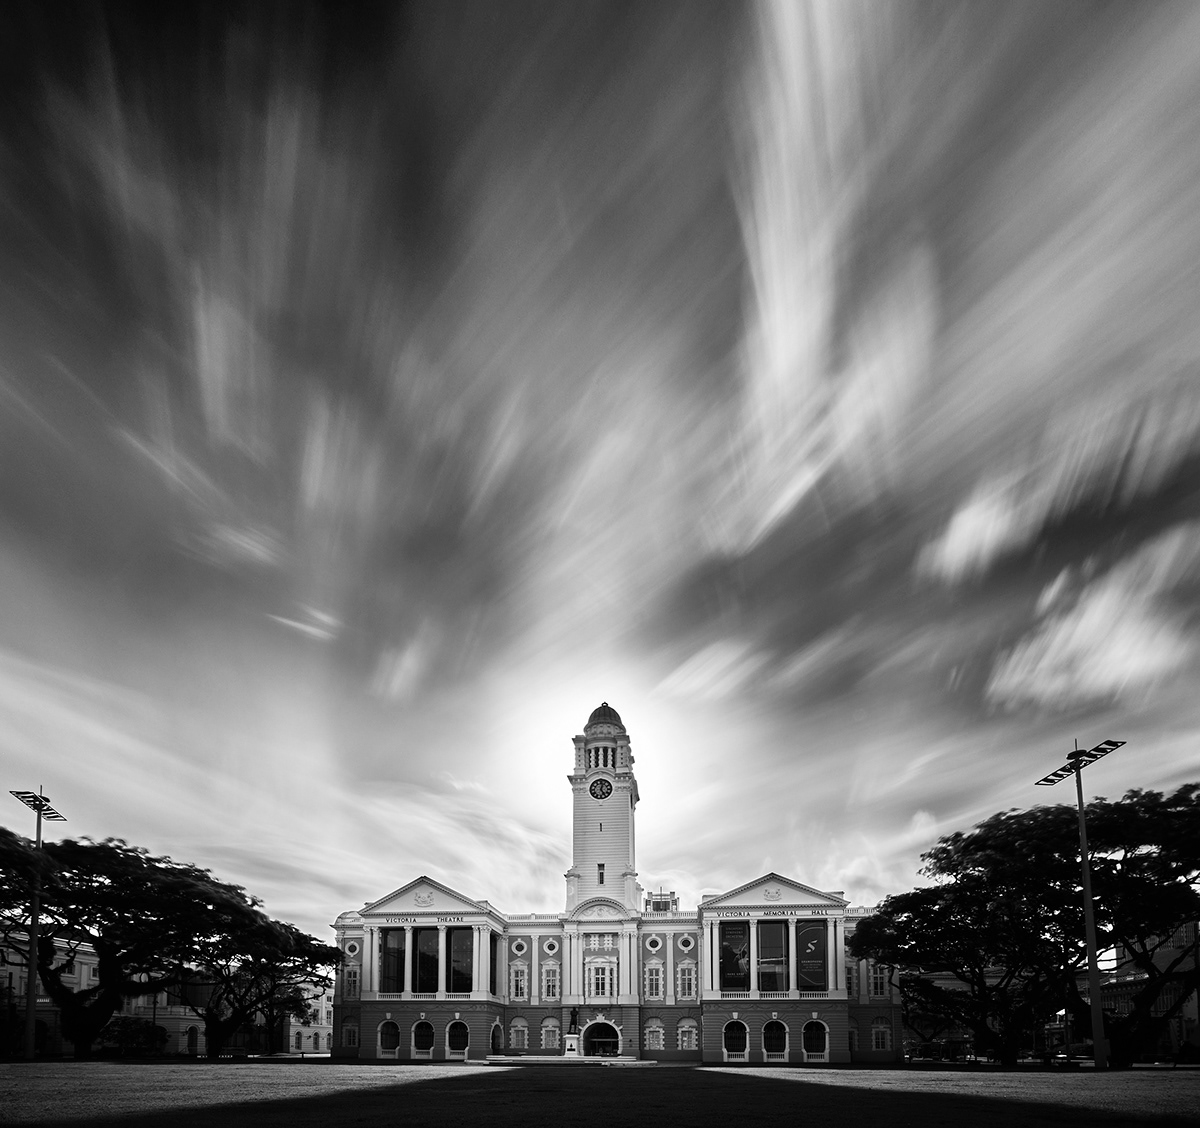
(0, 833, 337, 1058)
(848, 785, 1200, 1066)
(181, 918, 339, 1058)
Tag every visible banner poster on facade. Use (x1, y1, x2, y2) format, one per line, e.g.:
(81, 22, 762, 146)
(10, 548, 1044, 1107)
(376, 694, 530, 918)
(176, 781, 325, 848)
(796, 922, 827, 990)
(719, 921, 750, 991)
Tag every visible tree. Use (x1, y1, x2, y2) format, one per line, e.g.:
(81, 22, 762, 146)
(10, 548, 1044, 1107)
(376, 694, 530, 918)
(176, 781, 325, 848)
(849, 786, 1200, 1067)
(0, 834, 264, 1058)
(1081, 786, 1200, 1064)
(181, 917, 339, 1059)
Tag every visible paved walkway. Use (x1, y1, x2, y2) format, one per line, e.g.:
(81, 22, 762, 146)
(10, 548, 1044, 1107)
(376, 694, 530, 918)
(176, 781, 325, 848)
(1, 1061, 1197, 1127)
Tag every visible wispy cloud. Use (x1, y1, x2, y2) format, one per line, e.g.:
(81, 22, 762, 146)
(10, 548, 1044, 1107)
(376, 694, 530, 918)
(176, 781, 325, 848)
(987, 524, 1200, 710)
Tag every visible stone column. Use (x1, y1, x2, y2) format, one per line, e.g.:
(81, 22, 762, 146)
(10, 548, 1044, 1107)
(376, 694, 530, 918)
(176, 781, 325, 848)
(531, 936, 540, 1005)
(788, 917, 798, 995)
(665, 933, 675, 1005)
(748, 918, 758, 995)
(824, 919, 836, 993)
(471, 926, 482, 997)
(403, 926, 413, 995)
(829, 919, 840, 992)
(622, 926, 637, 1002)
(700, 921, 710, 993)
(362, 927, 375, 994)
(437, 925, 447, 996)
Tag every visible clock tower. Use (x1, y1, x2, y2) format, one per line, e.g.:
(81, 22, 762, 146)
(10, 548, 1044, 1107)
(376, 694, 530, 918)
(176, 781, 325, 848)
(564, 702, 641, 912)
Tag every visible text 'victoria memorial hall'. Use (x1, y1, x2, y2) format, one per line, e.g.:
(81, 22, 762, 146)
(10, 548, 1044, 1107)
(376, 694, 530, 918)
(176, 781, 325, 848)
(332, 703, 902, 1063)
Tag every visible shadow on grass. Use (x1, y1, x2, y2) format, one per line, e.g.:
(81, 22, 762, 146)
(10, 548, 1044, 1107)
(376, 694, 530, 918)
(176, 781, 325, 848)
(21, 1064, 1200, 1128)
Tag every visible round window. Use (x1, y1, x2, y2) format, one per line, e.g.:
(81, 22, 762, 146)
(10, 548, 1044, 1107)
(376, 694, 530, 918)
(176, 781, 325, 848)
(511, 939, 527, 956)
(678, 935, 695, 951)
(345, 941, 360, 956)
(543, 939, 559, 955)
(645, 935, 662, 952)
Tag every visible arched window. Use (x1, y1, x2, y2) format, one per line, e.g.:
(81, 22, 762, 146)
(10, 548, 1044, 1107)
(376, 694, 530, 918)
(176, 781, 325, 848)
(342, 1024, 358, 1048)
(380, 1021, 400, 1058)
(802, 1020, 828, 1062)
(541, 1018, 561, 1049)
(644, 1018, 664, 1050)
(848, 1020, 859, 1052)
(447, 1020, 469, 1059)
(763, 1020, 787, 1059)
(676, 959, 697, 999)
(871, 1018, 891, 1051)
(541, 960, 561, 1000)
(413, 1020, 435, 1059)
(723, 1020, 748, 1061)
(295, 1031, 303, 1050)
(677, 1018, 699, 1051)
(510, 1017, 529, 1050)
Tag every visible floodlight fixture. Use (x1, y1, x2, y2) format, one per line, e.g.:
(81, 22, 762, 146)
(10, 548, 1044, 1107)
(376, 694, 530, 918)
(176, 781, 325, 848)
(9, 791, 67, 821)
(1034, 739, 1124, 786)
(1033, 739, 1124, 1071)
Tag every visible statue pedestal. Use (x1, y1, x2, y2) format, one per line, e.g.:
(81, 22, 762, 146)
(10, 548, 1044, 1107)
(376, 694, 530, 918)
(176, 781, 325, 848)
(563, 1033, 581, 1057)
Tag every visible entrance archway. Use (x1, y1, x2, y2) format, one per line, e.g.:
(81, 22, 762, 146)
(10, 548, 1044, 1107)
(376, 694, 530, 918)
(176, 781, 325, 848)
(490, 1023, 503, 1054)
(583, 1022, 620, 1057)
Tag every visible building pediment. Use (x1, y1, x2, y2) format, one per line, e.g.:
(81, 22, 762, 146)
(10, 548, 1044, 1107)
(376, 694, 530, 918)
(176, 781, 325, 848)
(570, 897, 632, 921)
(362, 875, 486, 917)
(700, 873, 847, 911)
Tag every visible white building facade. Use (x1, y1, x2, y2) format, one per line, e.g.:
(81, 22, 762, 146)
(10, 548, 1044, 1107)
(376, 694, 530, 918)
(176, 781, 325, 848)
(331, 703, 902, 1063)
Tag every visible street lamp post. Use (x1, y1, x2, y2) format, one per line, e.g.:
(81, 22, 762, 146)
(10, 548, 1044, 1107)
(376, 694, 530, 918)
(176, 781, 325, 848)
(9, 790, 67, 1062)
(1035, 739, 1124, 1071)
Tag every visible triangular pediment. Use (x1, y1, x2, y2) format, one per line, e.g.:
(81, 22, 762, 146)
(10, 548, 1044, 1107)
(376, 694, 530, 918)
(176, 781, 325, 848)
(701, 873, 847, 910)
(363, 875, 486, 916)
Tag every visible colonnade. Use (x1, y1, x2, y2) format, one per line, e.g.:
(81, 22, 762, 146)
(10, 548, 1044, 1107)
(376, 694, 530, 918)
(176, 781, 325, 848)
(361, 922, 500, 999)
(702, 915, 843, 996)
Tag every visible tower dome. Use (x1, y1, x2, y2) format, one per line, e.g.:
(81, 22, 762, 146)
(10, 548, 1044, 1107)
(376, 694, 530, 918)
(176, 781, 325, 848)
(586, 701, 624, 730)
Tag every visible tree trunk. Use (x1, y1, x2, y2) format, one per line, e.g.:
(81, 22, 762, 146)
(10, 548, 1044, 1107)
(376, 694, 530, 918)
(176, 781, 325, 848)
(202, 1010, 243, 1059)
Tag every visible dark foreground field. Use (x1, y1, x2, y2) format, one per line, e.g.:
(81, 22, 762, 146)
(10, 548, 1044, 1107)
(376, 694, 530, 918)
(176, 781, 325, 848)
(2, 1061, 1199, 1128)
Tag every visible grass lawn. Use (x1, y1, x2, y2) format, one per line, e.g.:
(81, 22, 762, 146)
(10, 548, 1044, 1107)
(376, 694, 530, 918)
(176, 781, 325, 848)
(1, 1061, 1198, 1128)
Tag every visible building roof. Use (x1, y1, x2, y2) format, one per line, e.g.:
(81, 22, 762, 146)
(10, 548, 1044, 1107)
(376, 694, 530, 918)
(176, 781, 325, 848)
(586, 701, 623, 728)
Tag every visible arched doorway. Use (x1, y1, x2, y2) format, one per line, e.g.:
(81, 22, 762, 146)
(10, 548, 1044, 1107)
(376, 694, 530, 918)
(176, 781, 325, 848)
(186, 1026, 199, 1056)
(447, 1021, 469, 1061)
(490, 1023, 503, 1054)
(802, 1020, 828, 1063)
(379, 1021, 400, 1059)
(412, 1021, 435, 1060)
(763, 1020, 788, 1062)
(583, 1022, 620, 1056)
(722, 1020, 748, 1063)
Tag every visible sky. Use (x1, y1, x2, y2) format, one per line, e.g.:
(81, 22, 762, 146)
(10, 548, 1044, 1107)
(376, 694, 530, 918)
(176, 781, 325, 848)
(2, 1, 1200, 942)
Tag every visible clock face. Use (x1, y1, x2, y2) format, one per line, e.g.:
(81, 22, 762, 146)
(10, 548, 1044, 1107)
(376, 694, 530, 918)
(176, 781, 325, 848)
(589, 778, 613, 800)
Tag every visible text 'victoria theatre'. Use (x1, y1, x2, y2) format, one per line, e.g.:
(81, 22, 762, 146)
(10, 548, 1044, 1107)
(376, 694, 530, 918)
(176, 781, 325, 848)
(331, 703, 902, 1063)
